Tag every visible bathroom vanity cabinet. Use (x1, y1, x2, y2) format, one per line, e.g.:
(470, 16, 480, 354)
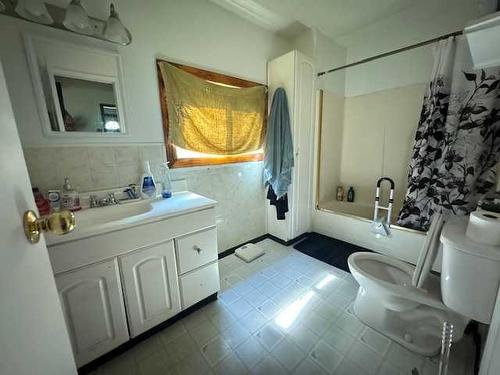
(46, 192, 219, 367)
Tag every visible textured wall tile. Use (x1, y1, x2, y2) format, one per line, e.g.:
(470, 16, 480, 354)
(89, 147, 116, 168)
(90, 166, 120, 190)
(23, 144, 266, 252)
(114, 145, 139, 165)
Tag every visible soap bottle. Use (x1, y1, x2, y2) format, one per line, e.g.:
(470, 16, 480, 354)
(347, 186, 355, 202)
(61, 177, 81, 211)
(159, 162, 173, 199)
(32, 187, 51, 215)
(140, 161, 157, 198)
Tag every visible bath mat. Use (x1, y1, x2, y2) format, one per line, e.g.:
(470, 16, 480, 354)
(293, 232, 371, 272)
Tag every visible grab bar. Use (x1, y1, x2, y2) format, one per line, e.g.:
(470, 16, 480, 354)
(373, 177, 395, 227)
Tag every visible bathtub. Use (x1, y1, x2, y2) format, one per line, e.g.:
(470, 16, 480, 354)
(311, 200, 441, 272)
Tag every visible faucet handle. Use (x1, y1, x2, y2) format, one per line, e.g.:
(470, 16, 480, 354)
(89, 194, 99, 208)
(128, 184, 140, 199)
(108, 192, 120, 205)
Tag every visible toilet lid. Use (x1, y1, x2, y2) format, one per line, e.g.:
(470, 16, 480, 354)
(440, 217, 500, 261)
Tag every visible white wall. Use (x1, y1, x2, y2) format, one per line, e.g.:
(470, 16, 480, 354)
(0, 0, 290, 252)
(336, 0, 483, 97)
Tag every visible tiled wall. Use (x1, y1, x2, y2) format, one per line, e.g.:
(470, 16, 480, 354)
(23, 144, 266, 252)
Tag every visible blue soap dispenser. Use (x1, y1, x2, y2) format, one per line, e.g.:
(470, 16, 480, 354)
(140, 161, 157, 198)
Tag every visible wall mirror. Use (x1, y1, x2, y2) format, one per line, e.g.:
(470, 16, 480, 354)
(24, 34, 127, 138)
(50, 71, 121, 133)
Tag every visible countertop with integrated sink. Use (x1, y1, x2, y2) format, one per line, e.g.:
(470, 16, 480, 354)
(45, 191, 217, 246)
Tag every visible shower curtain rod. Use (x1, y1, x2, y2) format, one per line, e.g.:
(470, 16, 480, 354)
(317, 30, 463, 77)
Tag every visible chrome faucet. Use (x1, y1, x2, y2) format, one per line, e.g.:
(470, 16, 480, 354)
(124, 184, 140, 200)
(89, 193, 120, 208)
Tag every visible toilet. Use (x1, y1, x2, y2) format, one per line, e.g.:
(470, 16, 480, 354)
(348, 214, 500, 356)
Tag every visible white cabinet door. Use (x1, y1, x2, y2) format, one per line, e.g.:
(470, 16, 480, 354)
(119, 240, 181, 337)
(55, 259, 129, 367)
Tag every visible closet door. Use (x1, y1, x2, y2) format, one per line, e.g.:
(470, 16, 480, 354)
(119, 240, 181, 337)
(292, 51, 315, 238)
(55, 259, 129, 367)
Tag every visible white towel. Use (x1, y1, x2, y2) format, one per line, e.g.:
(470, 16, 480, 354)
(412, 213, 445, 288)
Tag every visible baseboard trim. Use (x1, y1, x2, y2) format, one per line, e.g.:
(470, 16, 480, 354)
(78, 293, 218, 374)
(218, 232, 311, 259)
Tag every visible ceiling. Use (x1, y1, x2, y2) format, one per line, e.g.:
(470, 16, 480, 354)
(210, 0, 426, 40)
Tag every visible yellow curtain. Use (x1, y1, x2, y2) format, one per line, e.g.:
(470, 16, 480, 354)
(159, 62, 266, 155)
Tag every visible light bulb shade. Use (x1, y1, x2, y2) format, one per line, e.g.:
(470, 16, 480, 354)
(63, 0, 93, 35)
(15, 0, 53, 25)
(103, 4, 131, 45)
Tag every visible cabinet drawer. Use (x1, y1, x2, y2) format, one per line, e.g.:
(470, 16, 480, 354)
(179, 262, 220, 309)
(175, 227, 217, 274)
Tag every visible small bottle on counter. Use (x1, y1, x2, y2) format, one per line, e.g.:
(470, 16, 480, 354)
(47, 190, 61, 212)
(347, 186, 355, 202)
(61, 177, 81, 211)
(32, 187, 51, 216)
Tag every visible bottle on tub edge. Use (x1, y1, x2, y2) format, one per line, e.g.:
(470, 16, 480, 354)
(347, 186, 355, 202)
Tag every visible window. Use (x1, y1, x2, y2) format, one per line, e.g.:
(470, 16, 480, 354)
(156, 60, 267, 168)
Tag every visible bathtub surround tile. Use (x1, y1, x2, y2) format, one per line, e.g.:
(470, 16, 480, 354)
(85, 239, 471, 375)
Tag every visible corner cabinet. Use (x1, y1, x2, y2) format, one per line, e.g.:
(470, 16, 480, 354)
(49, 201, 219, 368)
(266, 50, 315, 242)
(119, 240, 181, 337)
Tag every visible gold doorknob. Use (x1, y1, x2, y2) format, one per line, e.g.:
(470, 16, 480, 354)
(23, 210, 76, 244)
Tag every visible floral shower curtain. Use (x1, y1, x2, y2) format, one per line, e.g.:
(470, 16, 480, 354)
(397, 36, 500, 231)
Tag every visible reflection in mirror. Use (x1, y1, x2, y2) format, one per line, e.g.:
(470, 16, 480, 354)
(52, 75, 121, 133)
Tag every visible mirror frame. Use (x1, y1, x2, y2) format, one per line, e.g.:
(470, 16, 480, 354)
(47, 67, 126, 135)
(23, 34, 129, 139)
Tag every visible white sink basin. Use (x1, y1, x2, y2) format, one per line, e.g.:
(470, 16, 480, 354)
(75, 200, 154, 227)
(45, 192, 218, 245)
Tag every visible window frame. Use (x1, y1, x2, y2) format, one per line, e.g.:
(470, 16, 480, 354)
(156, 59, 266, 168)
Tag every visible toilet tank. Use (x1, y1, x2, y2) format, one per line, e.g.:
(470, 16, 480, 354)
(440, 217, 500, 324)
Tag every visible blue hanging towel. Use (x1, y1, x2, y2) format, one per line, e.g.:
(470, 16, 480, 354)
(263, 88, 294, 220)
(263, 87, 294, 198)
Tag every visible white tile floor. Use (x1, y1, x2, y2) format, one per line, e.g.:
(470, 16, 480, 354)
(88, 239, 474, 375)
